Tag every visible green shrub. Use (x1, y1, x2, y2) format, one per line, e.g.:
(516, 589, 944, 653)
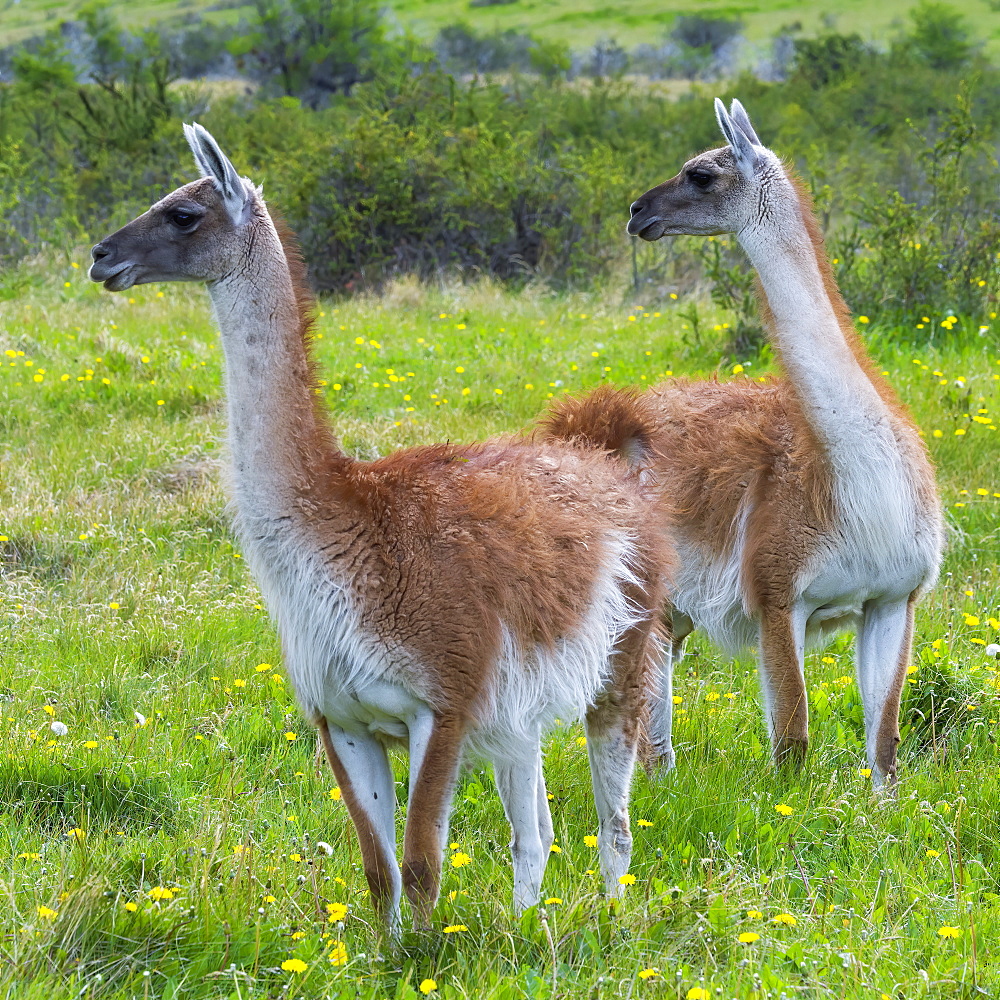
(831, 86, 1000, 325)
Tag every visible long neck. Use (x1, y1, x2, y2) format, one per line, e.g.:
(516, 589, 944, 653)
(207, 214, 345, 514)
(738, 183, 902, 462)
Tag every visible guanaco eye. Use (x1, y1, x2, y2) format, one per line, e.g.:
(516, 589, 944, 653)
(688, 170, 714, 189)
(169, 210, 199, 229)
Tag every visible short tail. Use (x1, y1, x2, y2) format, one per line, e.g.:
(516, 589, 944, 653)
(537, 384, 658, 470)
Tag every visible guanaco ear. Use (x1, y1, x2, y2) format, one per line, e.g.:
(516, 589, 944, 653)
(714, 97, 759, 175)
(183, 122, 250, 225)
(729, 99, 762, 147)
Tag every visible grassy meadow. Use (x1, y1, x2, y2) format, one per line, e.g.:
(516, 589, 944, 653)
(1, 252, 999, 999)
(10, 0, 1000, 53)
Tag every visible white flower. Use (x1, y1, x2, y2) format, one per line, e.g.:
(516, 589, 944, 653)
(986, 643, 1000, 657)
(316, 841, 334, 856)
(50, 721, 68, 736)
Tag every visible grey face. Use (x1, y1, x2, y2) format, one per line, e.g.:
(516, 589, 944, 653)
(626, 145, 754, 241)
(89, 176, 240, 291)
(626, 98, 779, 242)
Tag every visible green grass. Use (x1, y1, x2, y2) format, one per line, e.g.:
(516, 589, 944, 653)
(9, 0, 1000, 54)
(1, 257, 1000, 998)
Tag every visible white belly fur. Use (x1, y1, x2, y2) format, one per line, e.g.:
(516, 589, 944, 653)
(239, 519, 646, 759)
(673, 458, 940, 656)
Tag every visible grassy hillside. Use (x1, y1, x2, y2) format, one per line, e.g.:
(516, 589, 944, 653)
(1, 254, 998, 998)
(8, 0, 1000, 54)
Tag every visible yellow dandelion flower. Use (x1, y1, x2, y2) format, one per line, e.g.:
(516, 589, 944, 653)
(281, 958, 308, 973)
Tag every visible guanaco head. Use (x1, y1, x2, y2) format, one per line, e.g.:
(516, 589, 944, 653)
(89, 124, 261, 291)
(627, 99, 792, 242)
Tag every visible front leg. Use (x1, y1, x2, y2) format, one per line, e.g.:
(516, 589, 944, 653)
(401, 713, 465, 929)
(317, 718, 401, 935)
(757, 604, 808, 767)
(494, 744, 550, 912)
(855, 594, 916, 789)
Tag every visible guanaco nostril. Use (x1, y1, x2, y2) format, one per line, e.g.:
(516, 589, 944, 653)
(91, 243, 110, 262)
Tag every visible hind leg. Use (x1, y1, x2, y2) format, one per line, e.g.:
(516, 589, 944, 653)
(856, 594, 916, 789)
(535, 753, 554, 855)
(757, 604, 809, 767)
(585, 695, 639, 894)
(646, 609, 692, 771)
(585, 621, 656, 894)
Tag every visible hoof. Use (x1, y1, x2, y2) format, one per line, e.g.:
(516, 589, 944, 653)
(639, 735, 675, 776)
(773, 736, 807, 770)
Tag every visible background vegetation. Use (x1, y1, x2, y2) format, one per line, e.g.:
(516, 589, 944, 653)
(4, 0, 1000, 335)
(2, 1, 1000, 997)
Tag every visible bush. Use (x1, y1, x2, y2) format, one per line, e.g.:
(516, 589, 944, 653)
(670, 14, 743, 54)
(831, 86, 1000, 324)
(906, 1, 973, 71)
(791, 33, 873, 90)
(228, 0, 397, 107)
